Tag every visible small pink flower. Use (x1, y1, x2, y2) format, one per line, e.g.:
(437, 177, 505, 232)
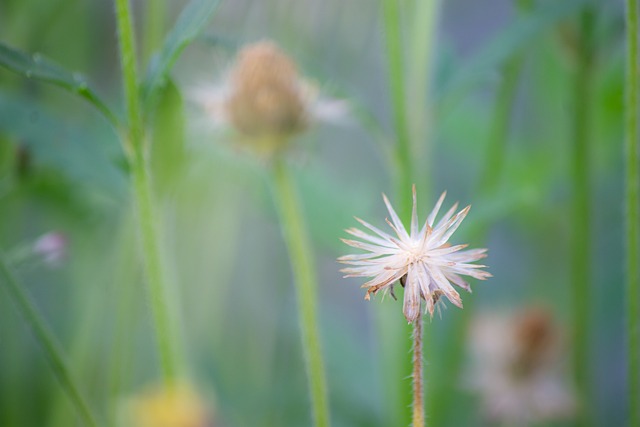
(33, 232, 67, 266)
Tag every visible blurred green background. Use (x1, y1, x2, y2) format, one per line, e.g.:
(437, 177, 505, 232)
(0, 0, 628, 426)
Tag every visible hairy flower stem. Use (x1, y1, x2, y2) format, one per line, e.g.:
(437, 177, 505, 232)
(412, 312, 425, 427)
(0, 253, 100, 427)
(115, 0, 180, 385)
(626, 0, 640, 425)
(570, 9, 594, 424)
(271, 159, 330, 427)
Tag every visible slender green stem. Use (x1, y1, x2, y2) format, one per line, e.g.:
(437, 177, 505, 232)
(382, 2, 414, 425)
(570, 9, 594, 425)
(108, 216, 139, 425)
(412, 312, 424, 427)
(115, 0, 180, 384)
(271, 159, 330, 427)
(407, 0, 440, 195)
(383, 0, 412, 212)
(479, 56, 523, 196)
(626, 0, 640, 425)
(115, 0, 144, 156)
(143, 0, 166, 66)
(132, 147, 180, 383)
(0, 252, 100, 427)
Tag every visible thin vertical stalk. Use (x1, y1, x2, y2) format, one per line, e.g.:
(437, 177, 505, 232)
(115, 0, 143, 155)
(271, 159, 330, 427)
(626, 0, 640, 425)
(383, 0, 413, 210)
(143, 0, 166, 65)
(107, 216, 139, 425)
(407, 0, 440, 196)
(570, 9, 594, 424)
(381, 1, 414, 425)
(115, 0, 180, 384)
(479, 56, 523, 196)
(0, 253, 100, 427)
(131, 146, 180, 383)
(412, 313, 424, 427)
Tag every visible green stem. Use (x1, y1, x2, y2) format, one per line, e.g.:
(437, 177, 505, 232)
(271, 160, 330, 427)
(626, 0, 640, 425)
(407, 0, 440, 197)
(383, 0, 412, 211)
(411, 313, 424, 427)
(570, 9, 594, 425)
(115, 0, 144, 156)
(382, 1, 415, 425)
(108, 216, 139, 425)
(132, 147, 180, 383)
(143, 0, 166, 66)
(0, 252, 100, 427)
(115, 0, 180, 384)
(479, 56, 523, 196)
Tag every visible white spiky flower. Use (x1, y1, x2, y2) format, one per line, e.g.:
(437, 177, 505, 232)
(339, 186, 490, 322)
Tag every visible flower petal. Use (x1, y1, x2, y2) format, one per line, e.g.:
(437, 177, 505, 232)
(424, 263, 463, 309)
(345, 228, 396, 248)
(426, 191, 447, 227)
(411, 185, 419, 238)
(382, 193, 409, 240)
(354, 217, 395, 241)
(340, 238, 399, 255)
(402, 264, 421, 322)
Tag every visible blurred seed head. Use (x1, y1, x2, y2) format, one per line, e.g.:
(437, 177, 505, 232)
(225, 41, 308, 142)
(123, 383, 214, 427)
(191, 39, 349, 159)
(468, 306, 576, 425)
(511, 306, 555, 378)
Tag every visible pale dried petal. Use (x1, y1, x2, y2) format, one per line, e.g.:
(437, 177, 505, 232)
(339, 188, 489, 322)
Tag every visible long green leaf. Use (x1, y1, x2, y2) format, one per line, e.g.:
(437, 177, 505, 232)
(0, 43, 119, 128)
(0, 252, 101, 427)
(142, 0, 221, 108)
(0, 92, 127, 197)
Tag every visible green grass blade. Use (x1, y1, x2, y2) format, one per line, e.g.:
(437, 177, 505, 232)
(0, 252, 101, 427)
(0, 43, 119, 129)
(625, 0, 640, 424)
(141, 0, 221, 108)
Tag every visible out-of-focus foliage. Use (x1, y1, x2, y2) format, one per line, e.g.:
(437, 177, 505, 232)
(0, 0, 628, 426)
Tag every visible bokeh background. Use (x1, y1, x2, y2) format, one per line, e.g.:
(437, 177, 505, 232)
(0, 0, 628, 426)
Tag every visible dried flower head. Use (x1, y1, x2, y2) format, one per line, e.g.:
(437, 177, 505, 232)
(125, 384, 213, 427)
(468, 307, 576, 425)
(226, 41, 308, 139)
(192, 40, 348, 157)
(339, 186, 490, 322)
